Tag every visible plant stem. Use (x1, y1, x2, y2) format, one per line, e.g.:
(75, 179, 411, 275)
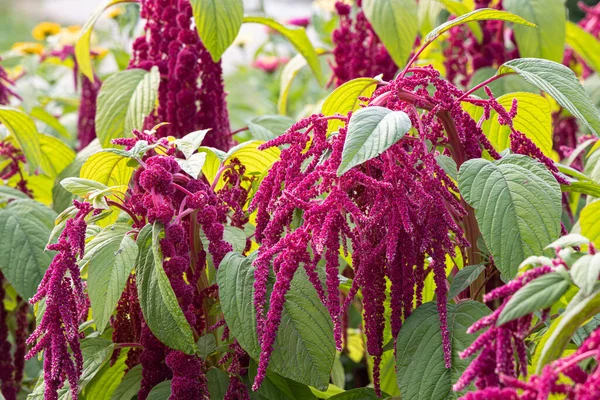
(106, 200, 142, 227)
(453, 73, 514, 105)
(114, 342, 143, 349)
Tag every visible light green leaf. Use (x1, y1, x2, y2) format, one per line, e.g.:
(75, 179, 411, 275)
(396, 301, 490, 400)
(448, 264, 486, 300)
(244, 16, 324, 86)
(30, 106, 71, 139)
(80, 150, 136, 194)
(469, 67, 538, 97)
(218, 252, 335, 391)
(0, 186, 30, 204)
(321, 77, 378, 135)
(566, 21, 600, 74)
(337, 107, 411, 176)
(61, 178, 109, 197)
(123, 66, 160, 138)
(174, 129, 210, 159)
(247, 115, 295, 141)
(362, 0, 418, 68)
(546, 234, 590, 250)
(436, 0, 482, 43)
(83, 348, 129, 400)
(176, 152, 207, 179)
(85, 231, 137, 333)
(75, 0, 135, 81)
(196, 334, 217, 359)
(146, 381, 172, 400)
(497, 272, 572, 325)
(458, 155, 562, 280)
(571, 254, 600, 297)
(436, 155, 458, 182)
(0, 106, 42, 172)
(278, 54, 308, 115)
(110, 365, 142, 400)
(423, 8, 535, 44)
(190, 0, 243, 62)
(504, 0, 565, 63)
(96, 69, 156, 148)
(581, 201, 600, 246)
(207, 368, 230, 399)
(498, 58, 600, 137)
(136, 224, 197, 354)
(0, 200, 56, 299)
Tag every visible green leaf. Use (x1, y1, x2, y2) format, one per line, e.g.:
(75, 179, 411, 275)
(218, 252, 335, 391)
(176, 153, 207, 179)
(83, 348, 129, 400)
(329, 388, 380, 400)
(196, 334, 217, 359)
(248, 115, 295, 141)
(0, 186, 29, 204)
(469, 67, 538, 97)
(536, 287, 600, 372)
(448, 264, 486, 300)
(136, 224, 197, 354)
(503, 0, 565, 63)
(174, 129, 210, 159)
(337, 107, 411, 176)
(207, 368, 230, 399)
(123, 66, 160, 138)
(321, 77, 379, 135)
(497, 272, 572, 325)
(243, 16, 324, 86)
(0, 200, 56, 299)
(0, 106, 42, 172)
(110, 365, 142, 400)
(436, 0, 482, 43)
(571, 254, 600, 297)
(581, 201, 600, 247)
(190, 0, 243, 62)
(85, 231, 137, 333)
(497, 58, 600, 137)
(546, 234, 591, 250)
(247, 360, 318, 400)
(566, 21, 600, 74)
(80, 150, 136, 195)
(146, 381, 172, 400)
(61, 178, 109, 197)
(396, 301, 490, 400)
(278, 54, 308, 116)
(562, 181, 600, 199)
(96, 69, 157, 148)
(75, 0, 135, 81)
(423, 8, 535, 45)
(362, 0, 418, 68)
(30, 106, 71, 139)
(436, 155, 458, 182)
(458, 155, 562, 280)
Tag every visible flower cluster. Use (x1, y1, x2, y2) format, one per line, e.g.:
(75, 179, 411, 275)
(456, 243, 600, 399)
(443, 0, 519, 86)
(0, 141, 32, 197)
(0, 288, 29, 400)
(26, 200, 92, 400)
(129, 0, 233, 150)
(331, 1, 398, 86)
(0, 61, 19, 106)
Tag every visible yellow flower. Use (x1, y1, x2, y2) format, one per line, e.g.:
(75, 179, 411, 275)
(11, 42, 45, 55)
(107, 7, 125, 19)
(58, 26, 82, 46)
(32, 22, 61, 41)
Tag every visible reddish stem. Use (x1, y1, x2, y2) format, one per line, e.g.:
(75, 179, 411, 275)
(106, 200, 142, 227)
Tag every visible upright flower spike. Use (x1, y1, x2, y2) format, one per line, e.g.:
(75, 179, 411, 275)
(77, 75, 101, 150)
(129, 0, 233, 150)
(26, 201, 92, 400)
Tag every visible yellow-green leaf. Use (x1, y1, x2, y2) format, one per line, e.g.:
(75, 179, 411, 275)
(581, 201, 600, 247)
(566, 21, 600, 74)
(278, 54, 308, 116)
(75, 0, 135, 81)
(0, 106, 43, 172)
(321, 77, 378, 135)
(190, 0, 244, 62)
(80, 150, 135, 194)
(436, 0, 483, 43)
(243, 16, 324, 86)
(39, 134, 76, 179)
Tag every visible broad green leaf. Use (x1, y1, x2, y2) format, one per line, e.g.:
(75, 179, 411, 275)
(469, 67, 538, 97)
(458, 155, 562, 280)
(190, 0, 243, 62)
(566, 21, 600, 74)
(196, 334, 217, 359)
(30, 106, 71, 139)
(0, 106, 42, 172)
(0, 186, 29, 204)
(562, 181, 600, 199)
(247, 115, 295, 141)
(80, 151, 136, 194)
(136, 224, 196, 354)
(423, 8, 535, 45)
(0, 200, 56, 299)
(39, 134, 76, 179)
(176, 153, 207, 179)
(504, 0, 565, 63)
(243, 16, 324, 86)
(110, 365, 142, 400)
(362, 0, 418, 68)
(75, 0, 135, 81)
(436, 155, 458, 182)
(337, 107, 411, 176)
(61, 178, 109, 197)
(123, 66, 160, 138)
(448, 264, 486, 300)
(546, 234, 590, 250)
(146, 381, 172, 400)
(174, 129, 209, 159)
(278, 54, 308, 116)
(207, 368, 230, 399)
(329, 388, 381, 399)
(497, 272, 572, 325)
(581, 201, 600, 246)
(321, 78, 378, 135)
(247, 360, 318, 399)
(537, 287, 600, 372)
(436, 0, 482, 43)
(498, 58, 600, 137)
(218, 252, 335, 391)
(481, 92, 553, 157)
(418, 0, 444, 37)
(96, 69, 156, 148)
(396, 301, 490, 400)
(83, 348, 129, 400)
(571, 254, 600, 297)
(85, 232, 137, 332)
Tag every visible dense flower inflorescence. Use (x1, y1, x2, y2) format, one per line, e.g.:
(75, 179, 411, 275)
(130, 0, 233, 149)
(331, 1, 397, 86)
(77, 75, 101, 150)
(0, 62, 19, 106)
(26, 200, 92, 400)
